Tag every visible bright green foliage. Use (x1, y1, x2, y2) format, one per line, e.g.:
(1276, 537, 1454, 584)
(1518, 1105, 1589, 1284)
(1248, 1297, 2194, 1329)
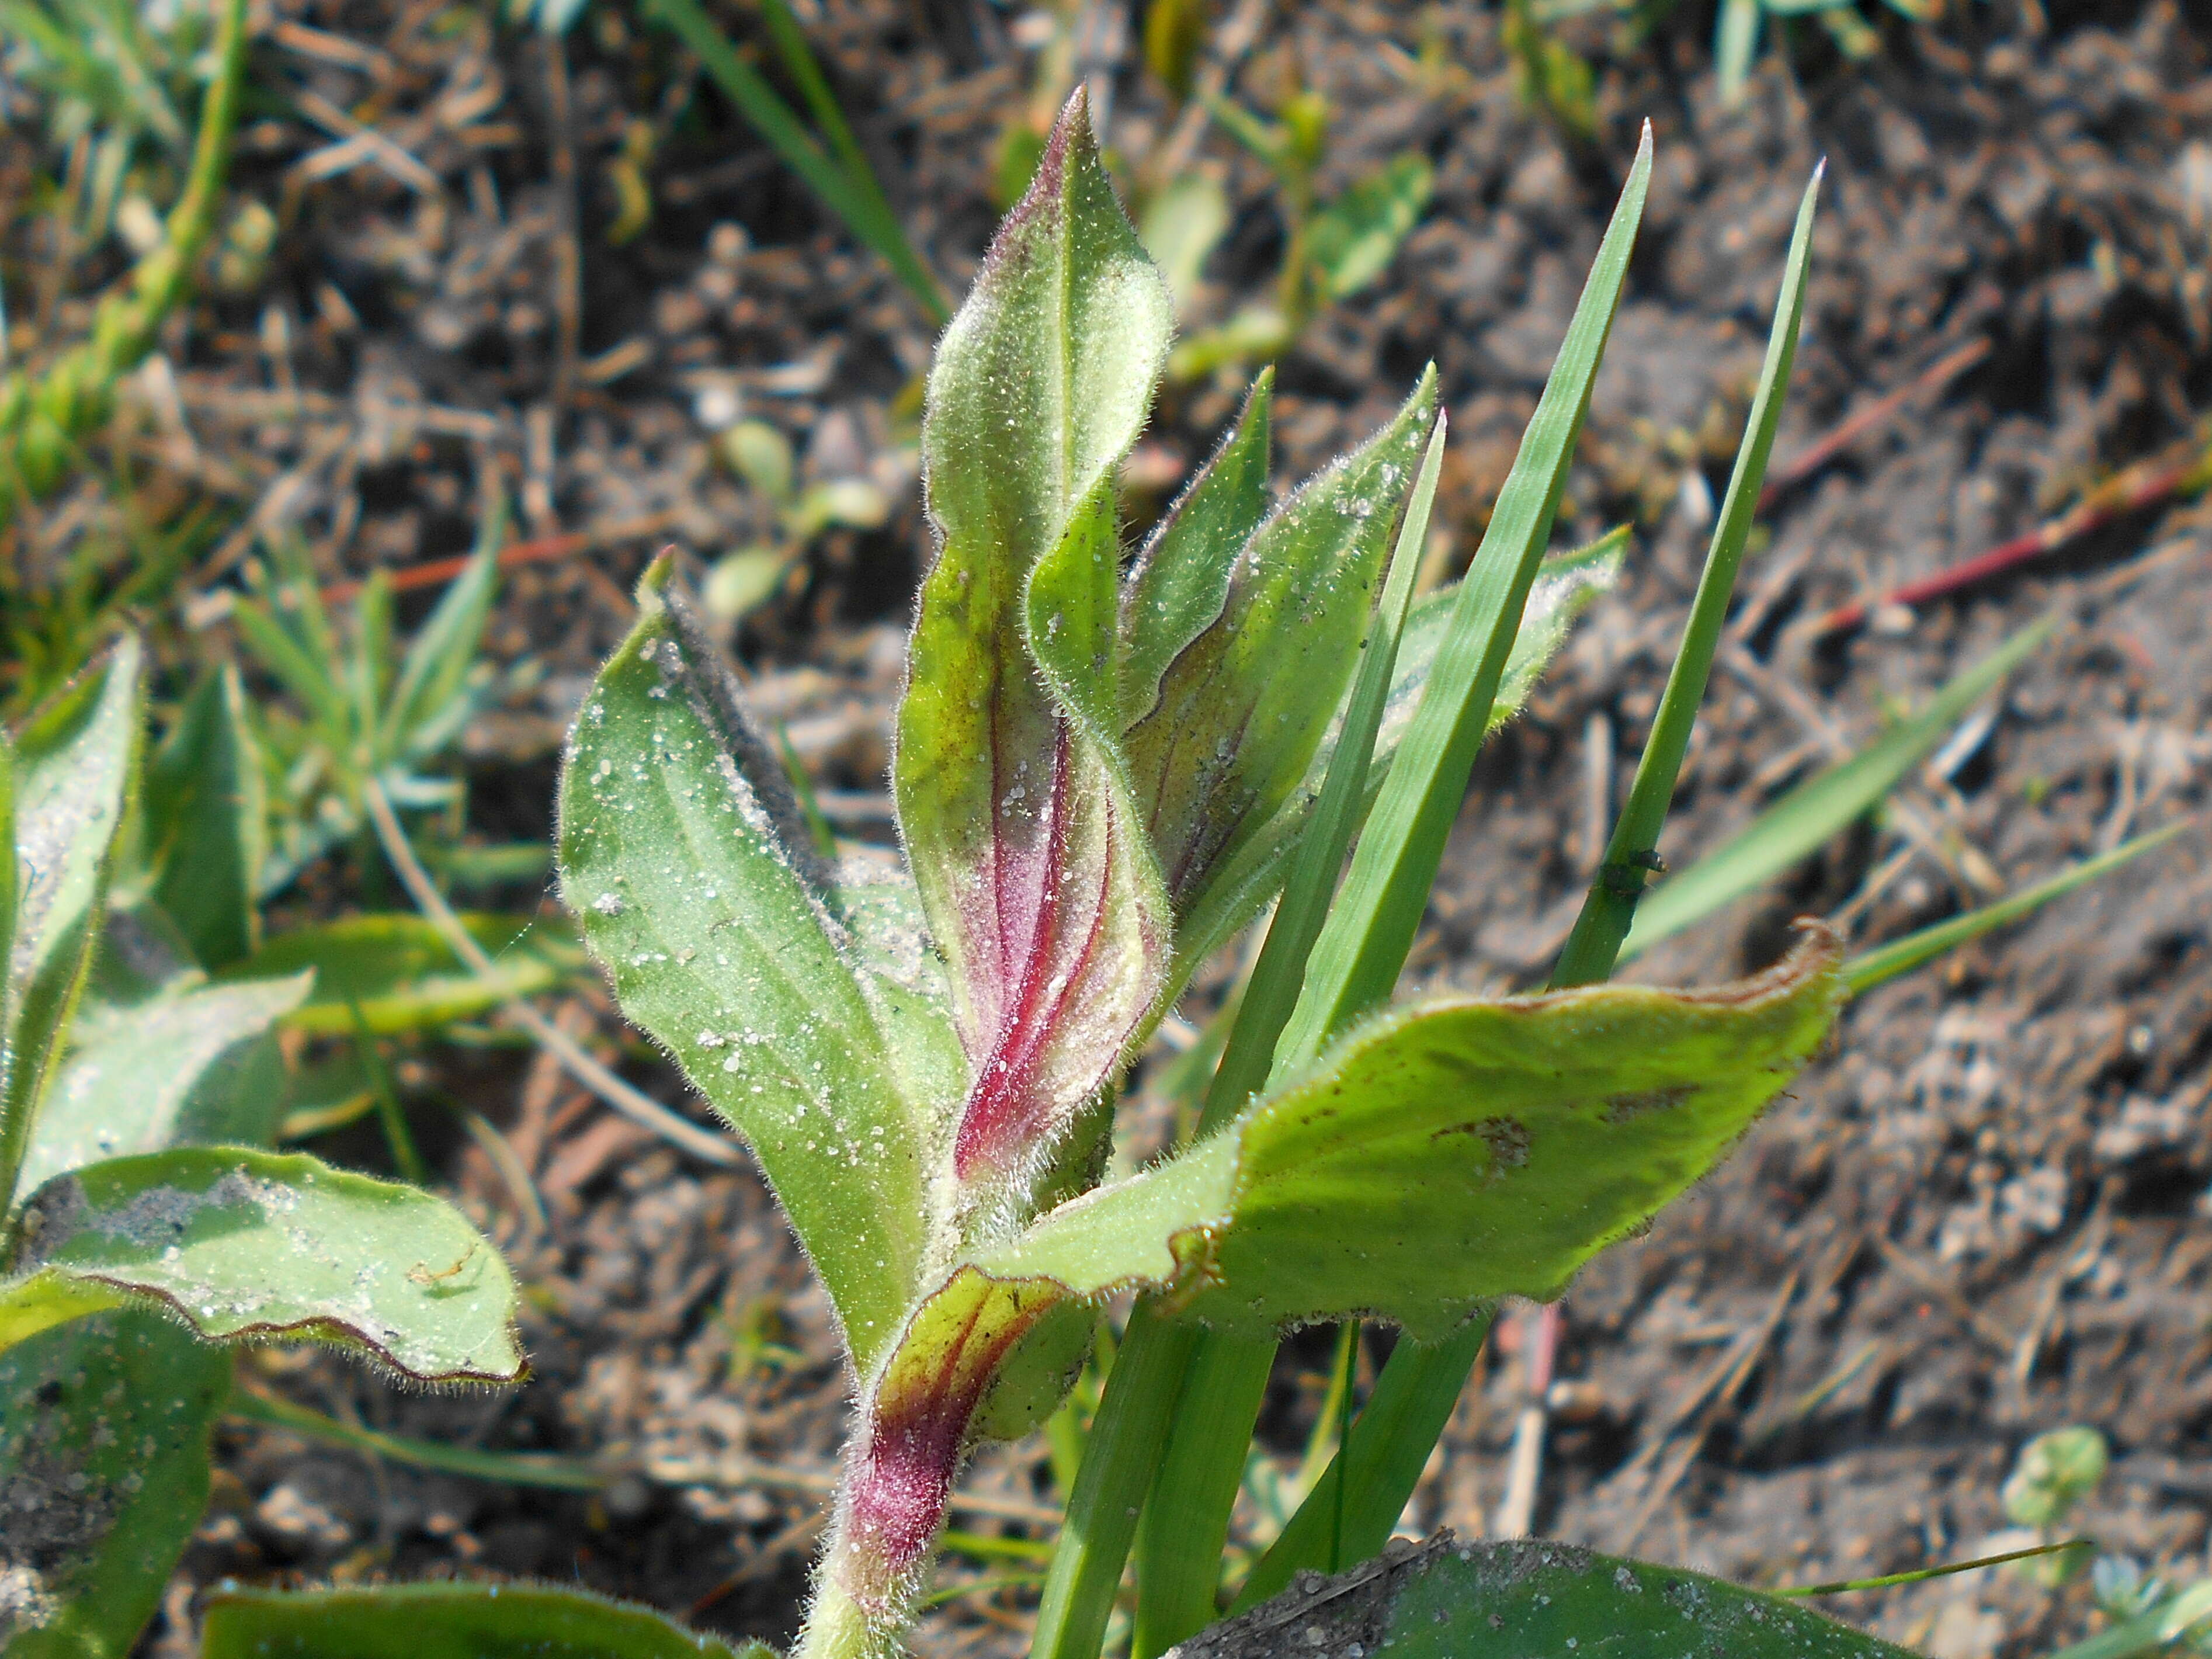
(1306, 152, 1435, 302)
(140, 664, 265, 971)
(561, 567, 942, 1376)
(2005, 1427, 2110, 1530)
(0, 0, 248, 527)
(18, 970, 310, 1193)
(202, 1582, 769, 1659)
(225, 912, 580, 1037)
(5, 1146, 524, 1382)
(0, 1309, 230, 1656)
(1, 637, 141, 1217)
(235, 513, 506, 899)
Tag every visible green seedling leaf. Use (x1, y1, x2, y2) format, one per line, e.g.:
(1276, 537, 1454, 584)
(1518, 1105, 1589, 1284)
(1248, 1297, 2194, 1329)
(1620, 614, 2053, 960)
(142, 663, 265, 971)
(203, 1582, 768, 1659)
(222, 912, 578, 1036)
(1177, 1534, 1916, 1659)
(560, 567, 936, 1376)
(1143, 0, 1210, 99)
(384, 493, 502, 763)
(1715, 0, 1763, 105)
(1140, 173, 1232, 316)
(2, 634, 143, 1218)
(896, 91, 1173, 1199)
(1118, 370, 1275, 728)
(1126, 370, 1436, 924)
(5, 1146, 523, 1382)
(2004, 1426, 2109, 1529)
(18, 971, 311, 1193)
(0, 1308, 229, 1655)
(1308, 152, 1434, 302)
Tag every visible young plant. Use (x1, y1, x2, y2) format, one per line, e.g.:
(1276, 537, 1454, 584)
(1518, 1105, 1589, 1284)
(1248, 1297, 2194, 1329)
(0, 638, 523, 1654)
(544, 95, 1846, 1659)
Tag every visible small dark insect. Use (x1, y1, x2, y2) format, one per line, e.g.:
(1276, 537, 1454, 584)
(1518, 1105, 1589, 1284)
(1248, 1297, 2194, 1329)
(1599, 848, 1668, 897)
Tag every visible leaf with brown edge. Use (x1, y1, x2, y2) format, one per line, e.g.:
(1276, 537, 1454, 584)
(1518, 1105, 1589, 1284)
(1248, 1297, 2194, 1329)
(3, 1146, 523, 1383)
(895, 90, 1173, 1205)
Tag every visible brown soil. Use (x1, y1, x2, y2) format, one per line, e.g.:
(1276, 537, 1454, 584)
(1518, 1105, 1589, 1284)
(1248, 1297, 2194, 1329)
(75, 0, 2212, 1654)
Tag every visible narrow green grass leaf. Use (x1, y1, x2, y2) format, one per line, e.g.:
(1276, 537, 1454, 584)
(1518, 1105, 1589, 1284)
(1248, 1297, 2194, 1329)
(203, 1583, 767, 1659)
(1284, 127, 1651, 1058)
(1, 635, 141, 1219)
(384, 492, 502, 763)
(8, 1146, 524, 1383)
(1231, 1315, 1494, 1615)
(640, 0, 948, 324)
(221, 912, 578, 1036)
(1308, 151, 1434, 303)
(1619, 613, 2055, 961)
(0, 1309, 229, 1655)
(1034, 418, 1448, 1659)
(226, 1388, 606, 1491)
(1553, 167, 1820, 990)
(1843, 824, 2185, 996)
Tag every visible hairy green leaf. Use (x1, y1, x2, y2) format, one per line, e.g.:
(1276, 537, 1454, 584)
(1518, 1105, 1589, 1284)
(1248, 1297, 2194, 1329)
(19, 971, 311, 1193)
(1117, 370, 1275, 729)
(143, 663, 265, 971)
(1173, 527, 1626, 973)
(1126, 370, 1435, 922)
(0, 1308, 228, 1657)
(1178, 1534, 1917, 1659)
(970, 926, 1838, 1339)
(203, 1582, 768, 1659)
(6, 1146, 523, 1383)
(2, 635, 143, 1217)
(223, 912, 578, 1036)
(561, 571, 935, 1375)
(896, 90, 1173, 1198)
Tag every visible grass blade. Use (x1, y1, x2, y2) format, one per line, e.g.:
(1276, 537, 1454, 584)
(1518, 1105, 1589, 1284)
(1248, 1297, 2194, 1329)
(1280, 126, 1652, 1056)
(1617, 613, 2054, 962)
(1122, 134, 1652, 1657)
(227, 1387, 605, 1492)
(641, 0, 949, 324)
(1843, 824, 2185, 996)
(1037, 414, 1449, 1659)
(1551, 167, 1821, 990)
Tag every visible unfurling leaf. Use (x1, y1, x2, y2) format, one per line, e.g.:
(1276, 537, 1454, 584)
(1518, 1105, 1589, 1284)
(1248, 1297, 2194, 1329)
(4, 1146, 523, 1383)
(1125, 369, 1435, 922)
(18, 971, 311, 1194)
(896, 90, 1173, 1202)
(202, 1582, 769, 1659)
(1308, 151, 1435, 302)
(560, 567, 938, 1375)
(223, 912, 579, 1036)
(0, 1309, 229, 1655)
